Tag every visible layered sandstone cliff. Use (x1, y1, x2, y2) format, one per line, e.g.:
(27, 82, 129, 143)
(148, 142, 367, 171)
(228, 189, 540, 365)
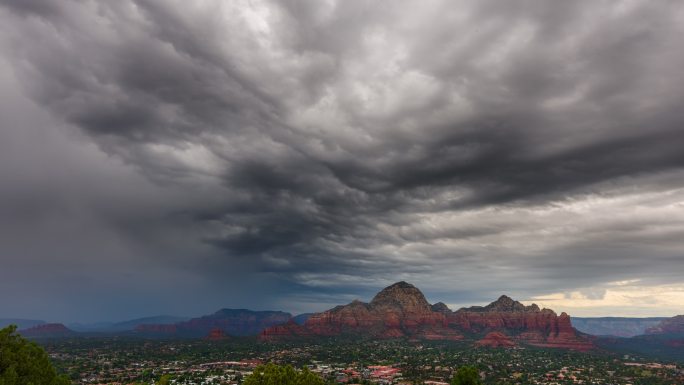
(301, 282, 457, 340)
(448, 295, 593, 350)
(260, 282, 592, 350)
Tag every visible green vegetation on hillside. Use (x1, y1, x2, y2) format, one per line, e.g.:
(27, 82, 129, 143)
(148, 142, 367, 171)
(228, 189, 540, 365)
(244, 363, 325, 385)
(0, 325, 69, 385)
(451, 365, 482, 385)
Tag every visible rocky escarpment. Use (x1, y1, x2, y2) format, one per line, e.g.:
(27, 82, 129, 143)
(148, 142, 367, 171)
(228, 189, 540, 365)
(261, 282, 460, 341)
(300, 282, 459, 340)
(261, 282, 592, 350)
(449, 295, 593, 350)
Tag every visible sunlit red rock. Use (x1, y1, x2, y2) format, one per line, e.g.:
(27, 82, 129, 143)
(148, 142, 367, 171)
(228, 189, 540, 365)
(475, 332, 516, 347)
(299, 282, 457, 340)
(451, 296, 593, 350)
(263, 281, 455, 341)
(261, 282, 593, 350)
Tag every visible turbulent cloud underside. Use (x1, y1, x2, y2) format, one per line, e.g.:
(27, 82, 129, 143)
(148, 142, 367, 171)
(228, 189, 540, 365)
(0, 0, 683, 321)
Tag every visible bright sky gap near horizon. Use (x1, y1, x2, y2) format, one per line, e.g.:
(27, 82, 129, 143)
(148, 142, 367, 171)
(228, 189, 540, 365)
(1, 0, 683, 323)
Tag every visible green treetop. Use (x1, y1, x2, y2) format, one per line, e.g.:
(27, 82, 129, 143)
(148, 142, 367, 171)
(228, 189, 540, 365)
(157, 374, 172, 385)
(244, 363, 325, 385)
(0, 325, 70, 385)
(451, 366, 482, 385)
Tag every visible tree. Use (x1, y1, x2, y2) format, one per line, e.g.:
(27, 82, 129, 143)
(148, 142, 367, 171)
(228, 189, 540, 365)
(451, 366, 482, 385)
(158, 374, 172, 385)
(244, 363, 325, 385)
(0, 325, 70, 385)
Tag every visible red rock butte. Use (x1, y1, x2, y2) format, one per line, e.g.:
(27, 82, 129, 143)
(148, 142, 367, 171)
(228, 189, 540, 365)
(260, 281, 594, 350)
(19, 323, 73, 337)
(475, 332, 516, 348)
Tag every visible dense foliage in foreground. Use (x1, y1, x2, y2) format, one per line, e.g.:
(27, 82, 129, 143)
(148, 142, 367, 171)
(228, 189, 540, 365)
(0, 325, 69, 385)
(451, 366, 482, 385)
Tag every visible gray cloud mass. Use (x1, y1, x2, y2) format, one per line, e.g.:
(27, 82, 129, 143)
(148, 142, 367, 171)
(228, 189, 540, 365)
(1, 0, 684, 321)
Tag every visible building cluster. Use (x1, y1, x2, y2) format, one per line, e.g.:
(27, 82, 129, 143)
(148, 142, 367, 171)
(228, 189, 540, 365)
(44, 338, 683, 385)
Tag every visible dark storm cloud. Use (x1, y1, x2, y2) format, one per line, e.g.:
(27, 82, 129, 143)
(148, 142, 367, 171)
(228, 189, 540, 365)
(1, 0, 684, 319)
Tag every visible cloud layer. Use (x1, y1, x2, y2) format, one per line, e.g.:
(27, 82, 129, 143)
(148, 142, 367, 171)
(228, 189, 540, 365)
(1, 0, 683, 321)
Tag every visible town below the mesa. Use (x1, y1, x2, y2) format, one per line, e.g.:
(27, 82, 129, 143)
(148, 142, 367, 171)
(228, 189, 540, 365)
(45, 339, 683, 385)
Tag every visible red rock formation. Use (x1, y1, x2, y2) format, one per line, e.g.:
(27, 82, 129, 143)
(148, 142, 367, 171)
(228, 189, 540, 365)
(475, 332, 516, 347)
(416, 326, 463, 341)
(538, 312, 594, 351)
(645, 315, 684, 335)
(261, 283, 591, 350)
(431, 302, 451, 313)
(450, 296, 593, 351)
(448, 296, 549, 331)
(301, 282, 457, 340)
(258, 320, 312, 341)
(20, 323, 73, 337)
(263, 281, 456, 341)
(305, 300, 381, 335)
(206, 328, 230, 341)
(378, 328, 405, 339)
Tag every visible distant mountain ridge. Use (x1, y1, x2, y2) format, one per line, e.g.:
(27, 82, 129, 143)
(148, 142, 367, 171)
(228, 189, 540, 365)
(596, 314, 684, 362)
(135, 308, 292, 337)
(111, 315, 189, 331)
(69, 315, 188, 332)
(572, 317, 666, 337)
(0, 318, 46, 330)
(645, 315, 684, 335)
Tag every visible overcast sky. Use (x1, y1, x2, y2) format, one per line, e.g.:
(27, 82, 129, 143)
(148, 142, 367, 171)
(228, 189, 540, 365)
(1, 0, 683, 323)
